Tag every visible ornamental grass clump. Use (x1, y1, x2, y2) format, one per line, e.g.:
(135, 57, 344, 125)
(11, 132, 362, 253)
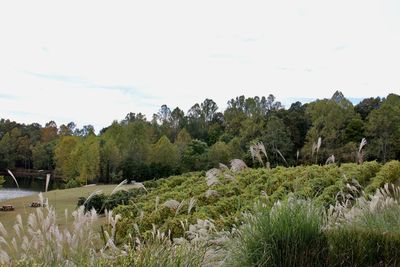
(326, 183, 400, 266)
(357, 137, 367, 165)
(106, 223, 209, 267)
(226, 199, 328, 267)
(205, 168, 221, 187)
(230, 159, 247, 172)
(0, 194, 124, 266)
(249, 142, 270, 168)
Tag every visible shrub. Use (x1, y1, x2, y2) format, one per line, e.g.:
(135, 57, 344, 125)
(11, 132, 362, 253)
(78, 190, 135, 214)
(104, 190, 133, 211)
(365, 160, 400, 193)
(65, 178, 80, 189)
(79, 193, 107, 213)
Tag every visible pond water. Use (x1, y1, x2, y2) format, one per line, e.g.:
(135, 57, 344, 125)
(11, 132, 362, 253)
(0, 188, 38, 202)
(0, 176, 64, 202)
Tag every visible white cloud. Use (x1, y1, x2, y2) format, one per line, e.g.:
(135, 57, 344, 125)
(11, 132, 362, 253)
(0, 0, 399, 130)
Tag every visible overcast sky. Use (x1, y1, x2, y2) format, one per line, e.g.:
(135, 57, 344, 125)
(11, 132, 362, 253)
(0, 0, 399, 131)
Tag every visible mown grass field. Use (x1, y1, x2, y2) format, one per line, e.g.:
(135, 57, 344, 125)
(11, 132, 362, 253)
(0, 184, 136, 233)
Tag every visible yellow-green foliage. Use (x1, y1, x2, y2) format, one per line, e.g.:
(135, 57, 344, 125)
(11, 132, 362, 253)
(0, 175, 4, 187)
(150, 136, 180, 169)
(116, 161, 398, 239)
(54, 136, 80, 178)
(365, 160, 400, 194)
(54, 135, 100, 183)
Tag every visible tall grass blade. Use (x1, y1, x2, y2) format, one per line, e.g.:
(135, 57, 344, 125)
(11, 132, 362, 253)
(111, 179, 128, 195)
(131, 182, 148, 192)
(83, 190, 103, 206)
(7, 169, 19, 189)
(357, 138, 367, 164)
(45, 173, 51, 192)
(325, 155, 335, 165)
(275, 148, 288, 166)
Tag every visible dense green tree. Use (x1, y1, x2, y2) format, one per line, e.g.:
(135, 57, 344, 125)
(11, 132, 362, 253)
(208, 141, 230, 166)
(73, 136, 100, 184)
(54, 136, 80, 179)
(303, 91, 358, 163)
(281, 102, 310, 150)
(0, 119, 19, 138)
(59, 122, 76, 136)
(120, 120, 152, 180)
(344, 116, 364, 143)
(182, 139, 209, 171)
(227, 137, 245, 160)
(355, 97, 381, 120)
(201, 98, 218, 123)
(0, 132, 14, 168)
(262, 115, 294, 166)
(187, 103, 207, 140)
(170, 107, 186, 140)
(239, 116, 265, 147)
(175, 128, 192, 155)
(224, 97, 247, 136)
(366, 94, 400, 162)
(32, 141, 55, 170)
(157, 104, 172, 124)
(149, 136, 180, 177)
(121, 112, 147, 125)
(0, 92, 398, 184)
(100, 138, 122, 183)
(74, 125, 95, 137)
(24, 123, 42, 144)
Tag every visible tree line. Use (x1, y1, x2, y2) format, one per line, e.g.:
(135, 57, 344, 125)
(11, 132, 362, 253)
(0, 91, 399, 184)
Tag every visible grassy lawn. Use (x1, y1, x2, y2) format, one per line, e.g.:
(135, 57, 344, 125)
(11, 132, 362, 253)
(0, 184, 135, 234)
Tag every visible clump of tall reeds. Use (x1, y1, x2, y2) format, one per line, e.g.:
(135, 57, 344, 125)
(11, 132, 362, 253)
(327, 183, 400, 266)
(312, 137, 322, 164)
(325, 154, 335, 165)
(249, 142, 270, 168)
(0, 193, 124, 266)
(230, 159, 248, 172)
(222, 184, 400, 267)
(226, 199, 328, 267)
(327, 183, 400, 228)
(357, 138, 367, 164)
(110, 222, 209, 267)
(205, 168, 221, 186)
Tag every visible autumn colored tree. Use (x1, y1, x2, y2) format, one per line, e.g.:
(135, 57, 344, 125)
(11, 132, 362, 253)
(41, 121, 58, 142)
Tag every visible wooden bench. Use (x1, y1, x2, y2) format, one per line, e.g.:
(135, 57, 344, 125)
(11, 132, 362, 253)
(30, 202, 46, 208)
(0, 205, 15, 211)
